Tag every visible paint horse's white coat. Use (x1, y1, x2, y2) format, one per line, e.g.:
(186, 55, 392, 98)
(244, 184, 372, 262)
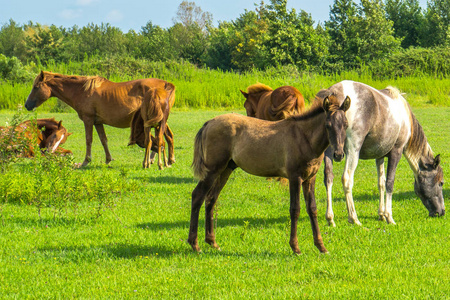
(319, 80, 444, 226)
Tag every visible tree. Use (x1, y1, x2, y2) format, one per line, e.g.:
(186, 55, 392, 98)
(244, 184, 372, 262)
(385, 0, 425, 48)
(138, 21, 174, 61)
(423, 0, 450, 46)
(173, 1, 213, 32)
(0, 19, 26, 61)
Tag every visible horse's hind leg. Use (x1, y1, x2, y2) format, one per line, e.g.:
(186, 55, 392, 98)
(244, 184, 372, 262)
(94, 124, 112, 164)
(303, 176, 328, 253)
(188, 173, 219, 252)
(165, 124, 175, 165)
(376, 158, 387, 221)
(204, 167, 233, 250)
(323, 147, 336, 227)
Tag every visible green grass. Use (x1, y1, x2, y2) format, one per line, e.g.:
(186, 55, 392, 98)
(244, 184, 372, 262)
(0, 107, 448, 299)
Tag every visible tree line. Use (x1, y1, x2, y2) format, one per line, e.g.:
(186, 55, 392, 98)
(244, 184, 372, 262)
(1, 0, 450, 80)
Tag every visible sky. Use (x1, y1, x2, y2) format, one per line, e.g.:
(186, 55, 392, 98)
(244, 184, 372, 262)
(1, 0, 429, 32)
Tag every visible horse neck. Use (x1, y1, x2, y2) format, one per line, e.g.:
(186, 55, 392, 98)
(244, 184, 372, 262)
(403, 114, 433, 175)
(47, 77, 84, 107)
(291, 110, 328, 156)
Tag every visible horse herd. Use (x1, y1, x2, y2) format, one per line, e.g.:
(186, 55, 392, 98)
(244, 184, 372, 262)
(20, 71, 444, 254)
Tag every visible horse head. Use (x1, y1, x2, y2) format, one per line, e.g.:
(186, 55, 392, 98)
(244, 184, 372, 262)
(323, 95, 351, 162)
(44, 120, 72, 153)
(25, 71, 53, 111)
(414, 154, 445, 217)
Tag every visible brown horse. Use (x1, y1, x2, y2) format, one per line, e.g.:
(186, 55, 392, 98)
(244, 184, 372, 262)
(240, 83, 305, 120)
(24, 71, 175, 167)
(188, 95, 351, 254)
(0, 118, 72, 157)
(129, 82, 176, 169)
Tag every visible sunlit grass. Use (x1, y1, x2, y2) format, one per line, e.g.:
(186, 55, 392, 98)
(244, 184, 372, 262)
(0, 107, 448, 298)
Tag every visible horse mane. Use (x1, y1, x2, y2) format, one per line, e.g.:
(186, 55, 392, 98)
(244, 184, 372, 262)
(83, 76, 107, 92)
(288, 95, 339, 122)
(246, 83, 273, 94)
(404, 104, 433, 166)
(380, 86, 403, 100)
(34, 71, 107, 94)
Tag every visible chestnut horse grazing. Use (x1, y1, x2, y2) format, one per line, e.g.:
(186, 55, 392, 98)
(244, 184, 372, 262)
(129, 82, 176, 169)
(240, 83, 305, 120)
(0, 118, 72, 157)
(320, 80, 445, 227)
(25, 71, 175, 167)
(188, 96, 351, 254)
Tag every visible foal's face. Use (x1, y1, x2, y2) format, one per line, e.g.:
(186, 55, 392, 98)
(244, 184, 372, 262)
(25, 72, 52, 111)
(414, 155, 445, 217)
(324, 96, 350, 162)
(45, 127, 71, 153)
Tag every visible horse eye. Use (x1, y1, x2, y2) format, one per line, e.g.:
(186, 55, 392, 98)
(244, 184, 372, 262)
(325, 122, 331, 128)
(439, 182, 444, 187)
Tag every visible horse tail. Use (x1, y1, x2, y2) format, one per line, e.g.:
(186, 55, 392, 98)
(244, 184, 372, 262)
(269, 90, 305, 120)
(143, 89, 164, 128)
(192, 122, 209, 180)
(128, 108, 146, 148)
(165, 82, 176, 110)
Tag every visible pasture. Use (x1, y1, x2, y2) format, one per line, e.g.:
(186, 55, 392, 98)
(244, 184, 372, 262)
(0, 106, 448, 298)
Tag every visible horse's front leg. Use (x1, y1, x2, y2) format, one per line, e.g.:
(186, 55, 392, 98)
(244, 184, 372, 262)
(94, 124, 112, 164)
(383, 149, 403, 224)
(288, 176, 302, 254)
(303, 176, 328, 253)
(376, 158, 387, 221)
(81, 121, 94, 167)
(323, 147, 336, 227)
(342, 147, 362, 225)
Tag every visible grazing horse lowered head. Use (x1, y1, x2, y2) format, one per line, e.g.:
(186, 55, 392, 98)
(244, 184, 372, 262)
(25, 71, 175, 167)
(188, 95, 351, 254)
(0, 118, 72, 157)
(320, 80, 444, 227)
(240, 83, 306, 120)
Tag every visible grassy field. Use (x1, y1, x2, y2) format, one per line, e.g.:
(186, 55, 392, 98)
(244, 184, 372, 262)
(0, 105, 448, 298)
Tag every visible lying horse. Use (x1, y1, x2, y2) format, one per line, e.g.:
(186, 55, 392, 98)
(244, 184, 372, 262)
(320, 80, 444, 226)
(0, 118, 72, 157)
(188, 95, 351, 254)
(240, 83, 305, 120)
(25, 71, 175, 167)
(129, 82, 176, 169)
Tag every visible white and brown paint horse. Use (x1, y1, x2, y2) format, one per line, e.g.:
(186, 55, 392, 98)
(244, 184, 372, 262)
(320, 80, 444, 226)
(25, 71, 175, 167)
(188, 96, 351, 254)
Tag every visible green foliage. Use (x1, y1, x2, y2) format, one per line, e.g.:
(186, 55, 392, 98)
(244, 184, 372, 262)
(0, 54, 34, 83)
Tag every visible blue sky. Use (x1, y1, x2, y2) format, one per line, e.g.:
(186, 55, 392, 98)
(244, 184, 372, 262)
(1, 0, 429, 32)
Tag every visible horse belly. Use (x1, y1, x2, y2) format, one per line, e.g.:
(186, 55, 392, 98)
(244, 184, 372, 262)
(358, 133, 399, 159)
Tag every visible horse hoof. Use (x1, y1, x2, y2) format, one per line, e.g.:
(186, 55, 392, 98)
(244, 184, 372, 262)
(348, 218, 362, 226)
(378, 215, 387, 221)
(327, 219, 336, 227)
(386, 217, 396, 225)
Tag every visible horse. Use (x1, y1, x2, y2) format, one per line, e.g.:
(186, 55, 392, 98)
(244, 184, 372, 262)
(24, 71, 176, 167)
(240, 83, 305, 121)
(129, 82, 176, 169)
(188, 95, 351, 254)
(0, 118, 72, 157)
(319, 80, 445, 227)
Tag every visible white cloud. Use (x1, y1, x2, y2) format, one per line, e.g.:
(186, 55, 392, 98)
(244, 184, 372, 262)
(60, 9, 83, 20)
(106, 10, 123, 22)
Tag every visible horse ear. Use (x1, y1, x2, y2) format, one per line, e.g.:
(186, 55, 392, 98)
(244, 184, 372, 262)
(58, 120, 63, 129)
(323, 97, 331, 111)
(39, 70, 45, 81)
(240, 90, 249, 98)
(433, 154, 441, 169)
(67, 132, 73, 136)
(341, 96, 351, 112)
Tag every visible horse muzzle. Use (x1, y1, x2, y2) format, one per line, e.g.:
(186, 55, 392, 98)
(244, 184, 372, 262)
(333, 152, 345, 162)
(24, 100, 36, 111)
(429, 209, 445, 217)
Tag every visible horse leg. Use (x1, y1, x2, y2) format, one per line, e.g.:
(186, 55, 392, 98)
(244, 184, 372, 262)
(302, 176, 328, 253)
(204, 167, 233, 250)
(323, 147, 336, 227)
(81, 122, 94, 167)
(143, 127, 152, 168)
(341, 148, 362, 225)
(376, 158, 387, 221)
(155, 124, 165, 170)
(164, 124, 175, 165)
(288, 176, 302, 254)
(94, 124, 112, 164)
(188, 173, 219, 252)
(384, 149, 403, 224)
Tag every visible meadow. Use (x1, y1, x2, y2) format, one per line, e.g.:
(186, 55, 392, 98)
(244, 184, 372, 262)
(0, 97, 448, 298)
